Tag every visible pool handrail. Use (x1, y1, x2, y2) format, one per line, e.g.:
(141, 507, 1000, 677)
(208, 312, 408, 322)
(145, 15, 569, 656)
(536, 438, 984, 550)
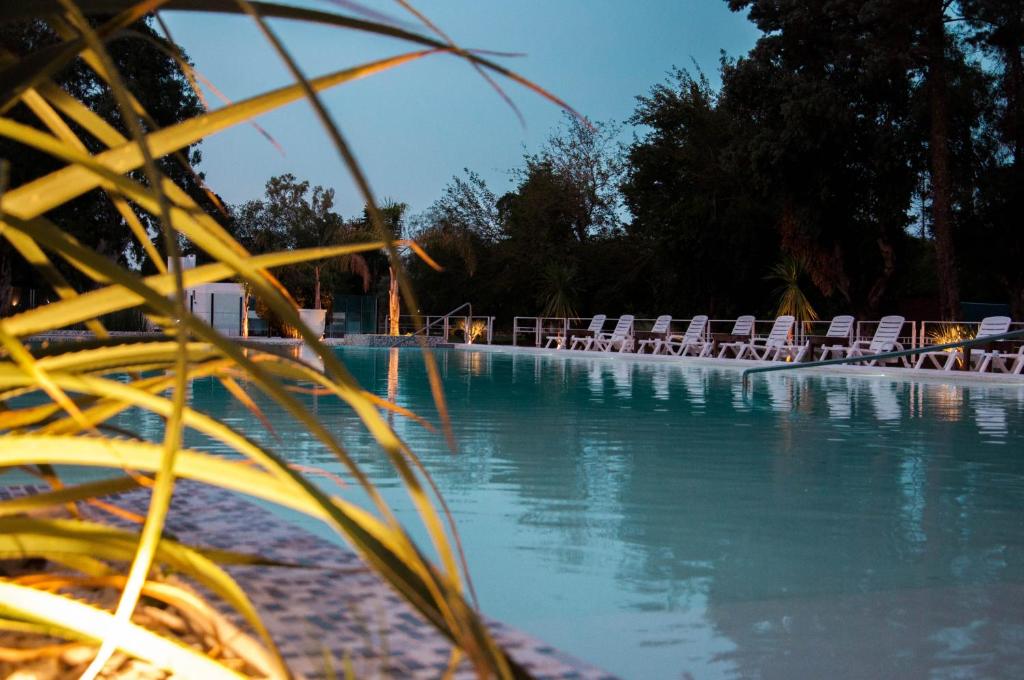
(741, 328, 1024, 387)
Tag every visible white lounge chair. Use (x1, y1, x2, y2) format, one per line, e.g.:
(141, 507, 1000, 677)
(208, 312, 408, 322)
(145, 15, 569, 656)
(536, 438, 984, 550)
(914, 316, 1011, 371)
(591, 315, 635, 353)
(636, 315, 673, 354)
(731, 315, 796, 361)
(843, 315, 908, 366)
(989, 342, 1024, 374)
(814, 315, 857, 361)
(716, 316, 757, 358)
(664, 315, 710, 356)
(564, 315, 606, 350)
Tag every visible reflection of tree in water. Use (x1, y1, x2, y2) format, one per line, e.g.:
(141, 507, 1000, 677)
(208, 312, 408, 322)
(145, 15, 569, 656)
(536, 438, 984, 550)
(128, 351, 1024, 676)
(605, 375, 1024, 677)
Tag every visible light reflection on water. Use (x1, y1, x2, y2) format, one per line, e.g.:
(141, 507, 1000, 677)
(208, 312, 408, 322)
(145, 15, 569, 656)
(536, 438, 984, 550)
(119, 348, 1024, 679)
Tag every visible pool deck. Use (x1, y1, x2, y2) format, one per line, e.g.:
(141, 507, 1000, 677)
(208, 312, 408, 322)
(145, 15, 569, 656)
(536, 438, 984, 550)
(0, 483, 617, 680)
(454, 342, 1024, 388)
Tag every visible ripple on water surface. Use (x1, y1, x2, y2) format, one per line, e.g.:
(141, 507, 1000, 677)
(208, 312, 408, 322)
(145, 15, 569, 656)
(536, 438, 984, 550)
(120, 347, 1024, 679)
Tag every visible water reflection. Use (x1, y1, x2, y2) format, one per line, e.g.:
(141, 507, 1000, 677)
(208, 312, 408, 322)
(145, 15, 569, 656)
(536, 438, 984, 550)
(141, 349, 1024, 679)
(825, 380, 852, 420)
(869, 381, 901, 422)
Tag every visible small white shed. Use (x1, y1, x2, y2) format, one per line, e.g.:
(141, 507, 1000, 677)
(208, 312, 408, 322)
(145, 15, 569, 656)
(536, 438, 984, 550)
(170, 256, 245, 337)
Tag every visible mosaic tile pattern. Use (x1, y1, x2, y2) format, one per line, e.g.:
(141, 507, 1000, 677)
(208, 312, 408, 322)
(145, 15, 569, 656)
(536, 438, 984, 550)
(324, 335, 454, 348)
(0, 483, 616, 680)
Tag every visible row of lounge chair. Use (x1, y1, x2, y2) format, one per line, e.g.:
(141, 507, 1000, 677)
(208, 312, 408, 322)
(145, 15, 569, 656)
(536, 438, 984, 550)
(543, 314, 1024, 374)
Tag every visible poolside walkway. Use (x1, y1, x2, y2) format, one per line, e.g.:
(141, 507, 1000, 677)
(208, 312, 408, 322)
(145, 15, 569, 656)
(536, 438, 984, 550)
(0, 483, 616, 680)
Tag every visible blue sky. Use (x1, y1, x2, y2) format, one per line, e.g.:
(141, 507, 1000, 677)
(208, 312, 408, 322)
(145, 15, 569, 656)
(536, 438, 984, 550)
(161, 1, 759, 217)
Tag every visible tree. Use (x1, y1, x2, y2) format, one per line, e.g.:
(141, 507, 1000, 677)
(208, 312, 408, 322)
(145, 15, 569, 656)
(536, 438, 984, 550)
(0, 16, 209, 307)
(527, 113, 626, 240)
(919, 0, 962, 318)
(962, 0, 1024, 315)
(722, 0, 924, 316)
(233, 174, 369, 313)
(622, 67, 777, 316)
(353, 199, 408, 335)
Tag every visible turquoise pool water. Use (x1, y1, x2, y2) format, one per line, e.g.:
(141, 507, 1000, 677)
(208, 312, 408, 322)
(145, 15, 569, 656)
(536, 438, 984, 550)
(154, 348, 1024, 677)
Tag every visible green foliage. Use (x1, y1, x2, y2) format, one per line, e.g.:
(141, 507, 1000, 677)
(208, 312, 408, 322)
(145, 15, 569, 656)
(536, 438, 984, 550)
(766, 256, 818, 329)
(622, 67, 777, 317)
(233, 174, 370, 311)
(0, 2, 567, 676)
(411, 1, 1022, 323)
(0, 14, 212, 299)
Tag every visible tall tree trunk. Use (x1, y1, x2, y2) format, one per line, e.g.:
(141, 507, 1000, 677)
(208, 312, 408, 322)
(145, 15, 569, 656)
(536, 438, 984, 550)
(1010, 282, 1024, 321)
(388, 266, 400, 336)
(865, 237, 897, 318)
(926, 0, 960, 319)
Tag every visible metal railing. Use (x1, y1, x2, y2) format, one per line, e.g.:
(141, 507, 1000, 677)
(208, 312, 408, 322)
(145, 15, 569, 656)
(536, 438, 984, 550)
(741, 328, 1024, 386)
(391, 304, 495, 344)
(515, 316, 697, 347)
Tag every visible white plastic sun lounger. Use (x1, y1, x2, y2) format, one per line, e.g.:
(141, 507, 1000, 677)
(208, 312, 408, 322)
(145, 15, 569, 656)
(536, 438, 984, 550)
(591, 315, 635, 353)
(716, 316, 757, 358)
(564, 315, 606, 350)
(990, 341, 1024, 374)
(814, 315, 857, 361)
(636, 315, 673, 354)
(732, 315, 795, 361)
(914, 316, 1011, 371)
(664, 315, 710, 356)
(843, 315, 908, 366)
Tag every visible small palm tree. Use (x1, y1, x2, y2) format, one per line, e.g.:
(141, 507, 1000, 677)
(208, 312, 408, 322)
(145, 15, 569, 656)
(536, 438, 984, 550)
(540, 261, 578, 319)
(767, 255, 819, 331)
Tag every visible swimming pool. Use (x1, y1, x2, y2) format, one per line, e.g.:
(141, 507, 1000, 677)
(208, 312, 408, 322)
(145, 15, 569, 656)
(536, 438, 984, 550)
(148, 347, 1024, 677)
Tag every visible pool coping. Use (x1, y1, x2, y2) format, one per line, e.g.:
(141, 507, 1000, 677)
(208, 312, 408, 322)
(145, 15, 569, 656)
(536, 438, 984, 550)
(0, 482, 618, 680)
(450, 342, 1024, 388)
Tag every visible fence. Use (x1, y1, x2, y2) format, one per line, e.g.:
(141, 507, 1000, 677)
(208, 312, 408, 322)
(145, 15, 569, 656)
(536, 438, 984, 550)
(325, 294, 378, 338)
(9, 288, 150, 333)
(510, 316, 1019, 350)
(391, 315, 495, 344)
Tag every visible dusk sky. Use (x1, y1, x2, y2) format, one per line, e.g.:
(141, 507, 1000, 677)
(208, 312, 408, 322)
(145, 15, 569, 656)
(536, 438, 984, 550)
(161, 1, 760, 218)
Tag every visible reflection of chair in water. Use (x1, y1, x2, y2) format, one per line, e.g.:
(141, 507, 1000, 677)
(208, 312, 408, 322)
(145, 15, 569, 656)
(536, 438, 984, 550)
(765, 376, 793, 412)
(610, 361, 633, 396)
(868, 381, 901, 421)
(730, 379, 748, 411)
(973, 400, 1008, 441)
(825, 382, 852, 420)
(587, 361, 605, 395)
(651, 368, 670, 401)
(680, 369, 706, 406)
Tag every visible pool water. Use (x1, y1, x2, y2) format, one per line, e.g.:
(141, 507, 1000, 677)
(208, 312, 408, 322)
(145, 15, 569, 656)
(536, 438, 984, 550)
(149, 348, 1024, 678)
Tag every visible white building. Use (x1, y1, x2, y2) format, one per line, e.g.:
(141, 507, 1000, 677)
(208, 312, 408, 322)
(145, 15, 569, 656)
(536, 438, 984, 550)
(170, 255, 245, 337)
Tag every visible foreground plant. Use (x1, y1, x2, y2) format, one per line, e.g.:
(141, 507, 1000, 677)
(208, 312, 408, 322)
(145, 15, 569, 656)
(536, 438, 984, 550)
(0, 1, 572, 676)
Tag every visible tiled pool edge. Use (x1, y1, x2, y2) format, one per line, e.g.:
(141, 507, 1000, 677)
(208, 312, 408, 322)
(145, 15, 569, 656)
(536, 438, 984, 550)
(0, 483, 618, 680)
(451, 342, 1024, 388)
